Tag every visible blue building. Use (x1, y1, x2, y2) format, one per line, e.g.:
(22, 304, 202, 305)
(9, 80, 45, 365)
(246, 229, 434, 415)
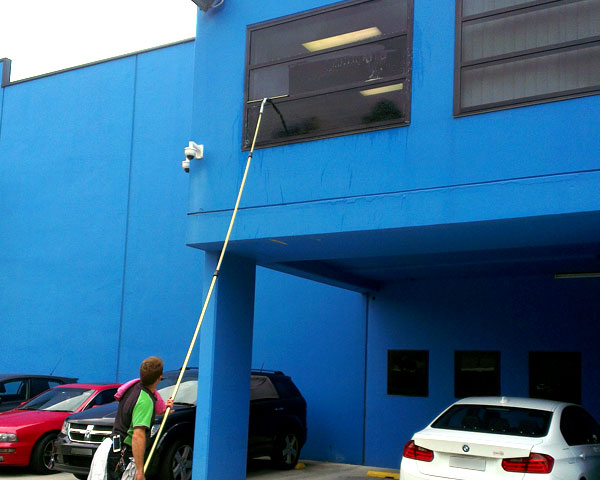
(2, 0, 600, 478)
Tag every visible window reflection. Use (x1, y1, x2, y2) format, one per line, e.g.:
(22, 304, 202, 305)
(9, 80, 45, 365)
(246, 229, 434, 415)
(245, 0, 412, 148)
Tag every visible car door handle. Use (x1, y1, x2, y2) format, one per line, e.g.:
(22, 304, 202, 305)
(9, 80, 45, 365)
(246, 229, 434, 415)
(274, 407, 284, 411)
(579, 453, 586, 460)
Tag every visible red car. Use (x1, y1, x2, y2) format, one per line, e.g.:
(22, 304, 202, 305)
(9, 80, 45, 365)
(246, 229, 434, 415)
(0, 383, 120, 474)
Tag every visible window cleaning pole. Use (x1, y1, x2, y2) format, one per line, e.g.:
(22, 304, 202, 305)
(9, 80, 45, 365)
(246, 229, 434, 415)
(144, 97, 269, 473)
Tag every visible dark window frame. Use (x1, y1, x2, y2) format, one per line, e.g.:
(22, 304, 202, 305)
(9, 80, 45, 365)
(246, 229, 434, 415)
(454, 0, 600, 116)
(529, 351, 582, 404)
(387, 349, 429, 397)
(243, 0, 414, 150)
(454, 350, 501, 398)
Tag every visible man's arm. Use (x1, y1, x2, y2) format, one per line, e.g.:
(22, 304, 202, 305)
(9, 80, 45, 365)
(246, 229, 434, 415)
(129, 389, 154, 480)
(132, 427, 147, 480)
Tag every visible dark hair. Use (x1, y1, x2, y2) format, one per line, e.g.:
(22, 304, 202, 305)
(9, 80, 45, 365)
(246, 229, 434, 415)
(140, 356, 163, 386)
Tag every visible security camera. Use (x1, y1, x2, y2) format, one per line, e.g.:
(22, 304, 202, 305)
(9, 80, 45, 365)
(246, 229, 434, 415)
(182, 141, 203, 173)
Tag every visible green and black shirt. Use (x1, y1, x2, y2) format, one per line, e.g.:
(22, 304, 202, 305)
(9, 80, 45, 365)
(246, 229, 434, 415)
(112, 381, 156, 446)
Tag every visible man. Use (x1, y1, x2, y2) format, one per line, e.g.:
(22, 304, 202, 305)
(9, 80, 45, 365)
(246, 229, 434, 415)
(107, 357, 173, 480)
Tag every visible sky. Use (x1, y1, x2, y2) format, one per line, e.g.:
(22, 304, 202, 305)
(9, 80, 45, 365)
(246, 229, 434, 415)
(0, 0, 198, 81)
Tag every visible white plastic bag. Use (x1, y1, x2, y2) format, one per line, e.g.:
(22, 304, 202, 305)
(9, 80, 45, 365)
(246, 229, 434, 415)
(87, 437, 112, 480)
(121, 459, 137, 480)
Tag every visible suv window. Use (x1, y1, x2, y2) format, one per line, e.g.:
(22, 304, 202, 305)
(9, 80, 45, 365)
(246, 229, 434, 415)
(560, 406, 600, 446)
(270, 376, 300, 399)
(0, 379, 27, 401)
(87, 389, 118, 409)
(250, 376, 279, 401)
(30, 379, 51, 397)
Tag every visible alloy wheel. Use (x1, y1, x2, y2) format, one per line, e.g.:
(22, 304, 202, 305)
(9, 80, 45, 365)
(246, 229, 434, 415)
(42, 438, 54, 470)
(172, 444, 193, 480)
(281, 433, 299, 465)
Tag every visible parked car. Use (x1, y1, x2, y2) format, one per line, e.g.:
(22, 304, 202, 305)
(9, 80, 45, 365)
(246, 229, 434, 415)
(400, 396, 600, 480)
(0, 383, 120, 474)
(53, 368, 307, 480)
(0, 374, 78, 412)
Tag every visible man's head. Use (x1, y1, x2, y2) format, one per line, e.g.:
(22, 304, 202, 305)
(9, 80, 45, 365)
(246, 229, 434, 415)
(140, 356, 164, 386)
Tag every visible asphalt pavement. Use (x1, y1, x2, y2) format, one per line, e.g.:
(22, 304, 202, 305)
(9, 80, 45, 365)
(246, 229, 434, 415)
(0, 460, 398, 480)
(0, 466, 75, 479)
(247, 459, 398, 479)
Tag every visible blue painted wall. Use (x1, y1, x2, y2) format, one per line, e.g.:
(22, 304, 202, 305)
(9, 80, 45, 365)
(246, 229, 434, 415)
(0, 38, 369, 468)
(188, 0, 600, 244)
(0, 41, 202, 382)
(186, 0, 600, 471)
(0, 37, 368, 468)
(253, 267, 366, 464)
(365, 275, 600, 468)
(2, 0, 600, 473)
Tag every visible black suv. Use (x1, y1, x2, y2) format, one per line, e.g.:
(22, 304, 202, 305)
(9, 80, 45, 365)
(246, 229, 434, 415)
(53, 369, 307, 480)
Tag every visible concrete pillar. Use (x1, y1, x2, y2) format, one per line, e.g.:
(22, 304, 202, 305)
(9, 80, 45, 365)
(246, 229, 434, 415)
(193, 252, 256, 480)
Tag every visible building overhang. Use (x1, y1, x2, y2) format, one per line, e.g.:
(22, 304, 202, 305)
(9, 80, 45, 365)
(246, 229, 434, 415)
(187, 172, 600, 291)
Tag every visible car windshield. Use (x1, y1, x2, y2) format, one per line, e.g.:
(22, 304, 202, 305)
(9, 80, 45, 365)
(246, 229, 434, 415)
(19, 388, 95, 412)
(156, 374, 197, 406)
(431, 404, 553, 438)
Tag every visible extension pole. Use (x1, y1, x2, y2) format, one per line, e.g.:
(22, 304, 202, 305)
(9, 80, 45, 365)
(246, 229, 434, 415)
(144, 98, 269, 473)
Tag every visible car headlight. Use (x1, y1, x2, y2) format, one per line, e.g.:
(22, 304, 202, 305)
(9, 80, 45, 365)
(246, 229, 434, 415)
(61, 420, 70, 435)
(0, 433, 18, 442)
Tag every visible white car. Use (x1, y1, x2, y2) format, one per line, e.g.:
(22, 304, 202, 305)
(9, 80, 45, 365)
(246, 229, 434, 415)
(400, 397, 600, 480)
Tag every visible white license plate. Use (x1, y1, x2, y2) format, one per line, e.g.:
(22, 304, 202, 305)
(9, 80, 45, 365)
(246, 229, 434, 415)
(449, 455, 486, 471)
(70, 447, 93, 456)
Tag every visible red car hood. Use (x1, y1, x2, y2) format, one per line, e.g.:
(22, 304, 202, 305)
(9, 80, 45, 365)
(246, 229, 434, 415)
(0, 408, 70, 429)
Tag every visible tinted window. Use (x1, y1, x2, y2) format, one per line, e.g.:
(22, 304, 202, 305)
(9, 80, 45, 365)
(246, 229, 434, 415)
(529, 352, 581, 404)
(87, 389, 118, 408)
(250, 376, 279, 401)
(455, 0, 600, 115)
(270, 377, 300, 399)
(463, 0, 540, 16)
(387, 350, 428, 397)
(560, 406, 600, 446)
(432, 404, 552, 437)
(30, 379, 51, 397)
(244, 0, 413, 148)
(0, 379, 26, 400)
(455, 351, 501, 398)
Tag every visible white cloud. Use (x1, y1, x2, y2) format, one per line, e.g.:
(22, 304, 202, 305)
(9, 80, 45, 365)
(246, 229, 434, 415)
(0, 0, 197, 81)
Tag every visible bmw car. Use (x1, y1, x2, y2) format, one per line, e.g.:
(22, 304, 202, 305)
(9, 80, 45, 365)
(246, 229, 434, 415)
(400, 397, 600, 480)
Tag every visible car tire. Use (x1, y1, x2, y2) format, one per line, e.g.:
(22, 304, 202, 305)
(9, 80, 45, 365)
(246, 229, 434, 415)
(29, 432, 56, 475)
(74, 475, 88, 480)
(159, 439, 193, 480)
(271, 430, 300, 470)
